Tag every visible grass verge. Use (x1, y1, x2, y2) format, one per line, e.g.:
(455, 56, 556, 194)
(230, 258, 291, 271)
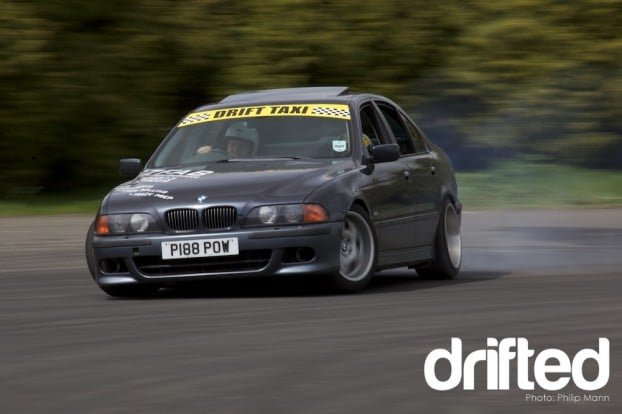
(457, 161, 622, 208)
(0, 193, 104, 216)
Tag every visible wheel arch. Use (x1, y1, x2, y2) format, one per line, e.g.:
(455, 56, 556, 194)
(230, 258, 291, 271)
(439, 185, 462, 216)
(350, 198, 372, 217)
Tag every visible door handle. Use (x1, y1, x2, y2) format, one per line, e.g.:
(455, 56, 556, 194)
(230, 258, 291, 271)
(403, 171, 410, 180)
(430, 166, 436, 176)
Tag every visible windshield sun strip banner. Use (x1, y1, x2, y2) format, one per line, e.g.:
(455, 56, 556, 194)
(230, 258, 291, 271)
(179, 103, 351, 127)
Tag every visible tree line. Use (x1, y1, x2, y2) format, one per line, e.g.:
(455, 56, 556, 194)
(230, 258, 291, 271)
(1, 0, 621, 195)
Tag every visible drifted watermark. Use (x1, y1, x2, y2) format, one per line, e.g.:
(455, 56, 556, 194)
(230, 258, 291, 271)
(424, 337, 610, 402)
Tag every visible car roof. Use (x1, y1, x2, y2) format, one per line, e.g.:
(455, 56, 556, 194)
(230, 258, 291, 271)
(191, 87, 391, 112)
(220, 86, 352, 104)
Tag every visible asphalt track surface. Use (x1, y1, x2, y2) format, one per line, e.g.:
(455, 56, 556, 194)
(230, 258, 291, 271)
(1, 209, 620, 414)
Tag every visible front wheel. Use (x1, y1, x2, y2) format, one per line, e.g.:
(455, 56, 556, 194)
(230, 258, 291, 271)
(416, 198, 461, 279)
(85, 221, 97, 281)
(329, 205, 377, 292)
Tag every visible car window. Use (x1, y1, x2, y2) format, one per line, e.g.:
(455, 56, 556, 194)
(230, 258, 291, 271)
(401, 113, 428, 154)
(359, 105, 384, 150)
(376, 103, 414, 155)
(153, 122, 224, 167)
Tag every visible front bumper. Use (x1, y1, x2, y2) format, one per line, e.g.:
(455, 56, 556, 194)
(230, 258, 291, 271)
(89, 222, 343, 287)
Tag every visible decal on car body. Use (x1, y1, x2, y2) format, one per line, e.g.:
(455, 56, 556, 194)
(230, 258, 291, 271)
(179, 104, 351, 127)
(137, 169, 215, 183)
(114, 184, 174, 200)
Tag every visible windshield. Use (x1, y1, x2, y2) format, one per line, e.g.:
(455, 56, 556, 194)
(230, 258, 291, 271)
(149, 103, 352, 168)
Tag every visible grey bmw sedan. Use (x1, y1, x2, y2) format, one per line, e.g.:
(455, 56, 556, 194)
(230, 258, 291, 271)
(85, 87, 462, 297)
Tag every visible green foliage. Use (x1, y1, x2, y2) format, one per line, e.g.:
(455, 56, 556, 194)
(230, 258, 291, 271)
(457, 159, 622, 208)
(1, 0, 621, 196)
(409, 0, 622, 169)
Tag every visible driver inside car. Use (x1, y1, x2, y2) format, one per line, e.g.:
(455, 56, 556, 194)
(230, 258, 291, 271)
(196, 122, 256, 158)
(225, 136, 253, 158)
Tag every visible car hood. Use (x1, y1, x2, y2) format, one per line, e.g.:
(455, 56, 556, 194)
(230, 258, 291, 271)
(104, 159, 355, 212)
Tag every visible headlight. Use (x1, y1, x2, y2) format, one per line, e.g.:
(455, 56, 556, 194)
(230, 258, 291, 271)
(258, 206, 278, 224)
(246, 204, 328, 226)
(283, 205, 303, 223)
(95, 213, 159, 235)
(130, 213, 150, 232)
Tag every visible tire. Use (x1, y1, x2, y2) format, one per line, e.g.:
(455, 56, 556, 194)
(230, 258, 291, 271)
(99, 284, 160, 298)
(330, 205, 377, 292)
(416, 198, 461, 279)
(85, 221, 98, 281)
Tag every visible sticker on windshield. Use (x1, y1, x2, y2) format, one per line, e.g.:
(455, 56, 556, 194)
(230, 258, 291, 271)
(332, 140, 347, 152)
(179, 103, 351, 127)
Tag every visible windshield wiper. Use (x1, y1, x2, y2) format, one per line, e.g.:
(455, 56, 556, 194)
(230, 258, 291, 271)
(211, 156, 304, 162)
(250, 156, 303, 160)
(207, 156, 305, 163)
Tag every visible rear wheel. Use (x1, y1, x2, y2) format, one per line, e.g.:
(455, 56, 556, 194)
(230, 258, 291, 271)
(416, 198, 461, 279)
(330, 205, 377, 292)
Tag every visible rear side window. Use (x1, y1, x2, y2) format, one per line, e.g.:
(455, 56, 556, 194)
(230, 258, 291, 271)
(401, 114, 428, 154)
(376, 103, 415, 155)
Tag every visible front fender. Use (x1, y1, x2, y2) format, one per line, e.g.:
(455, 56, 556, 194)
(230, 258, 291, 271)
(304, 168, 370, 221)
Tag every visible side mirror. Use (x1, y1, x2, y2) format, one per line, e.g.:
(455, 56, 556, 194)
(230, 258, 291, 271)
(370, 144, 400, 163)
(119, 158, 142, 178)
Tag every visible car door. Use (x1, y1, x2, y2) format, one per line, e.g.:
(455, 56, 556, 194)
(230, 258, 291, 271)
(375, 102, 440, 247)
(357, 102, 416, 254)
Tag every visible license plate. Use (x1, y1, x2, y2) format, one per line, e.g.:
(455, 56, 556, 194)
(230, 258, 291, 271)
(161, 238, 239, 260)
